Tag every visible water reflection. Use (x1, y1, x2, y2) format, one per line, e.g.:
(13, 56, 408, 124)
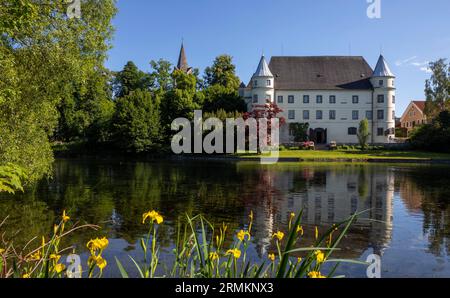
(1, 159, 450, 277)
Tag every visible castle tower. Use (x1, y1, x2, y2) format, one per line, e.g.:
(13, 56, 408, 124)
(175, 42, 193, 74)
(250, 55, 274, 110)
(370, 55, 396, 143)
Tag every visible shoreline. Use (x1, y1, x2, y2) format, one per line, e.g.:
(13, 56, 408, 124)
(170, 155, 450, 164)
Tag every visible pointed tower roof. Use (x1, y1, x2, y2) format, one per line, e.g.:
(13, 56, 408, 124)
(253, 55, 273, 77)
(373, 55, 394, 77)
(176, 42, 192, 74)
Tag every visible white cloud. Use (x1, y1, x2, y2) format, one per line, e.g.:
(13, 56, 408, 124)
(420, 66, 432, 74)
(395, 56, 431, 73)
(395, 56, 417, 66)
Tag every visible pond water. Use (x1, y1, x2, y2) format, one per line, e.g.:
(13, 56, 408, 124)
(1, 158, 450, 278)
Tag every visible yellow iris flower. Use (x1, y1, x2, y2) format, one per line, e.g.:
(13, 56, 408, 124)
(268, 253, 276, 262)
(226, 249, 241, 259)
(50, 254, 61, 262)
(314, 250, 325, 264)
(209, 252, 219, 261)
(54, 263, 66, 274)
(62, 210, 70, 223)
(308, 271, 326, 278)
(296, 225, 304, 236)
(142, 210, 164, 225)
(272, 231, 285, 242)
(29, 251, 41, 261)
(87, 237, 109, 252)
(236, 230, 251, 242)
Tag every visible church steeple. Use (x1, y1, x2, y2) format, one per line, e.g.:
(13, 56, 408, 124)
(176, 42, 193, 74)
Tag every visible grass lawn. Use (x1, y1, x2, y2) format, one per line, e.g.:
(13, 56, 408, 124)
(242, 150, 450, 161)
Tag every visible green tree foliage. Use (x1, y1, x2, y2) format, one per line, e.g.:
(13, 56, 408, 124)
(202, 55, 246, 113)
(161, 70, 202, 127)
(149, 59, 174, 93)
(424, 59, 450, 118)
(56, 67, 115, 143)
(357, 119, 370, 150)
(203, 109, 243, 121)
(113, 90, 162, 153)
(410, 110, 450, 152)
(0, 163, 26, 194)
(289, 123, 310, 142)
(204, 55, 241, 89)
(0, 0, 117, 181)
(113, 61, 152, 98)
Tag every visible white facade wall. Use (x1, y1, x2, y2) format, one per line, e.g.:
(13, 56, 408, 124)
(244, 86, 396, 145)
(274, 90, 374, 144)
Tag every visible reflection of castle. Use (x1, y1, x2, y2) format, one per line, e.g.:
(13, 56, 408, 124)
(246, 165, 394, 258)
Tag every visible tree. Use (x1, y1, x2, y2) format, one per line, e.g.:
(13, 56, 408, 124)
(113, 61, 152, 98)
(161, 70, 202, 129)
(202, 55, 246, 113)
(410, 110, 450, 152)
(289, 123, 310, 142)
(424, 59, 450, 118)
(243, 103, 286, 152)
(357, 119, 370, 150)
(56, 67, 114, 143)
(149, 59, 173, 93)
(204, 55, 241, 90)
(0, 0, 117, 182)
(113, 90, 162, 153)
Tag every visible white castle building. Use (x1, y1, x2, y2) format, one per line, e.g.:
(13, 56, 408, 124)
(240, 55, 396, 144)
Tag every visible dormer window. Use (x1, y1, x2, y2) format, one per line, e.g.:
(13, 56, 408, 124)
(266, 80, 271, 86)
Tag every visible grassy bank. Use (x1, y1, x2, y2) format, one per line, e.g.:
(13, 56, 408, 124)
(242, 150, 450, 161)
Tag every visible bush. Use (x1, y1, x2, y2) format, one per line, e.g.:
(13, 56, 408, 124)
(112, 90, 162, 153)
(410, 111, 450, 152)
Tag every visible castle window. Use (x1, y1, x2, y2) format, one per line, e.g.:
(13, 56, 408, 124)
(352, 96, 359, 104)
(288, 110, 295, 120)
(288, 95, 295, 104)
(267, 80, 271, 86)
(379, 80, 384, 86)
(303, 95, 309, 104)
(392, 95, 396, 104)
(316, 110, 323, 120)
(377, 110, 384, 120)
(352, 110, 359, 120)
(253, 94, 258, 103)
(329, 95, 336, 104)
(254, 80, 258, 87)
(303, 110, 310, 120)
(366, 111, 373, 120)
(329, 110, 336, 120)
(316, 95, 323, 104)
(377, 95, 385, 103)
(377, 128, 384, 136)
(277, 96, 284, 104)
(348, 127, 357, 135)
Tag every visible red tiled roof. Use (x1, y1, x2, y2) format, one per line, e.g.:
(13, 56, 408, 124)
(412, 101, 426, 112)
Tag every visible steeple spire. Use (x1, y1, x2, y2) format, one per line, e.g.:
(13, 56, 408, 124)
(176, 42, 192, 74)
(253, 55, 273, 78)
(373, 55, 394, 77)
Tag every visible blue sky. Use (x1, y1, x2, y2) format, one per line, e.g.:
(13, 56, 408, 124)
(106, 0, 450, 114)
